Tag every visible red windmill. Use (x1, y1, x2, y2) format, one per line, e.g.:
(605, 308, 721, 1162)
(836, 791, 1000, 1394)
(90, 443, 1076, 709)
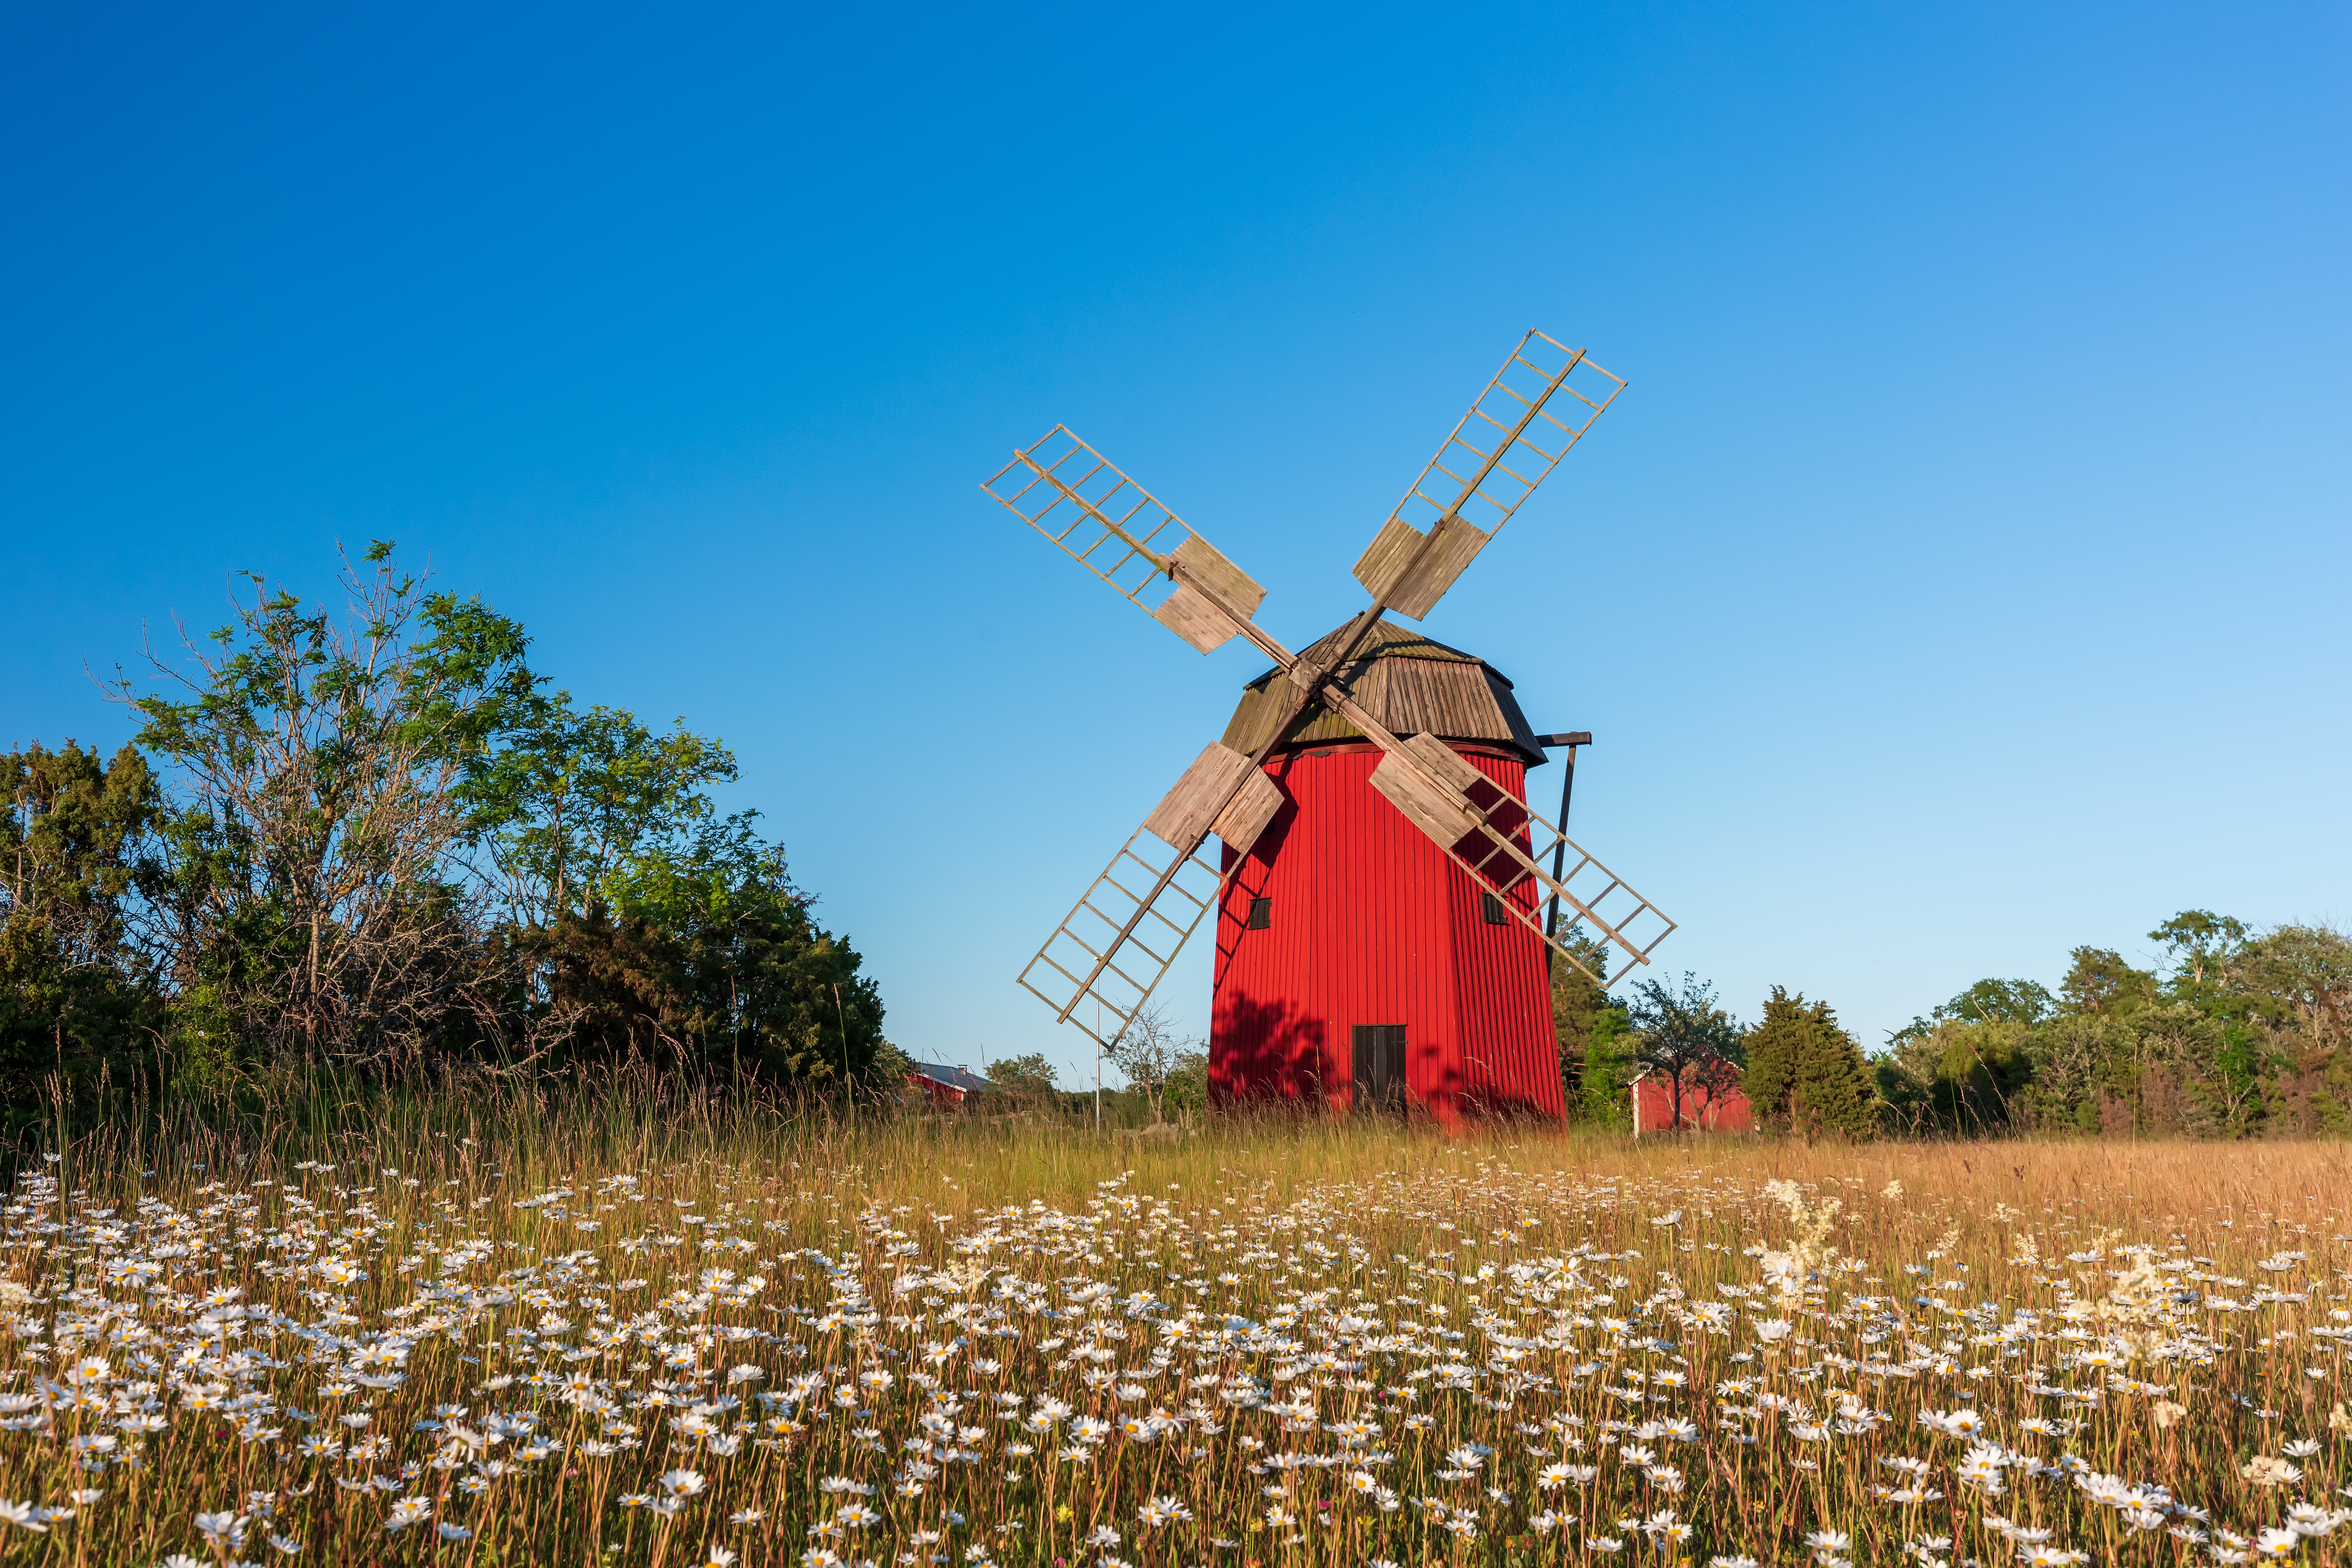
(983, 332, 1676, 1120)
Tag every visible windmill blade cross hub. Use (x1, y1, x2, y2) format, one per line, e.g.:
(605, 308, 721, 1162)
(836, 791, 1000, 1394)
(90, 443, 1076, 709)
(988, 327, 1665, 1043)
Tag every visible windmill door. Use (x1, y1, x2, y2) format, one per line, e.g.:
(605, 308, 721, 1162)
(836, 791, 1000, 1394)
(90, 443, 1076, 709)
(1351, 1024, 1407, 1114)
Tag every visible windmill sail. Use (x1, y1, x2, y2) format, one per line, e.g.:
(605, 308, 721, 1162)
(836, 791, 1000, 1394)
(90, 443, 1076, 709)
(992, 326, 1665, 1050)
(1367, 731, 1671, 983)
(1144, 743, 1286, 856)
(1015, 823, 1225, 1049)
(983, 428, 1266, 652)
(1355, 331, 1625, 620)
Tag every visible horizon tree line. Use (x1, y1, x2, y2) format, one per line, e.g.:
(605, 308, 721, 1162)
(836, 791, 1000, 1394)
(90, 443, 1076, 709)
(1553, 910, 2352, 1139)
(0, 544, 895, 1136)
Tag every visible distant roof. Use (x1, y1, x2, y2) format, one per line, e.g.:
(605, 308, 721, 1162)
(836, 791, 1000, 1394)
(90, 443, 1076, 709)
(1219, 617, 1548, 764)
(907, 1063, 992, 1094)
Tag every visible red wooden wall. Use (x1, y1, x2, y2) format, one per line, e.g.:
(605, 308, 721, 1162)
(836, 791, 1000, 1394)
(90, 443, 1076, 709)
(1210, 741, 1564, 1122)
(904, 1073, 970, 1109)
(1631, 1075, 1753, 1134)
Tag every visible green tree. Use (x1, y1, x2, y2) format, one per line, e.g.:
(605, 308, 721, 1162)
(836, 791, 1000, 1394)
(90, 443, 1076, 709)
(2059, 946, 2158, 1017)
(2235, 923, 2352, 1051)
(1875, 1017, 2034, 1136)
(1741, 986, 1876, 1140)
(1161, 1049, 1210, 1120)
(985, 1052, 1061, 1112)
(1624, 973, 1743, 1132)
(1104, 1003, 1191, 1124)
(458, 692, 736, 928)
(0, 541, 891, 1111)
(516, 810, 888, 1087)
(112, 543, 536, 1070)
(1577, 1007, 1637, 1128)
(1743, 987, 1810, 1127)
(0, 741, 167, 1127)
(2149, 910, 2251, 1004)
(1550, 925, 1621, 1116)
(460, 696, 891, 1088)
(2018, 1012, 2149, 1133)
(1887, 977, 2055, 1046)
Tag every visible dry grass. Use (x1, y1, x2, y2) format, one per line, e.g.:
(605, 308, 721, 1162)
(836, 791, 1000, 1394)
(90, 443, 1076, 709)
(0, 1084, 2345, 1568)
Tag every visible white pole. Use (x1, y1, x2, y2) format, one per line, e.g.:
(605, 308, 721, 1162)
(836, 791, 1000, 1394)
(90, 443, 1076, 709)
(1093, 1001, 1103, 1137)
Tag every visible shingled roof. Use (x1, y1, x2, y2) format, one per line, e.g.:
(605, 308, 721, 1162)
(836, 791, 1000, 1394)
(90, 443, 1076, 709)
(907, 1063, 993, 1095)
(1218, 617, 1548, 764)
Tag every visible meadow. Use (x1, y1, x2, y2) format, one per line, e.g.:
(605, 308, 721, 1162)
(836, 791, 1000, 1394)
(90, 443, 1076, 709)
(0, 1081, 2344, 1568)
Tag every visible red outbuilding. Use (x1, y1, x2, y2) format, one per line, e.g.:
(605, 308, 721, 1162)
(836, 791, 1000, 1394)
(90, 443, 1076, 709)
(905, 1062, 992, 1109)
(1629, 1069, 1753, 1134)
(1209, 620, 1564, 1123)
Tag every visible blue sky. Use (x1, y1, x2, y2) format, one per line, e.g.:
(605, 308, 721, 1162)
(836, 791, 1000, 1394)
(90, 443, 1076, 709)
(4, 3, 2346, 1081)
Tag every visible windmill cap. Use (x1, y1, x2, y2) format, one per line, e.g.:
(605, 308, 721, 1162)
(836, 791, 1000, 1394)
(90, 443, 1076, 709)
(1220, 617, 1549, 765)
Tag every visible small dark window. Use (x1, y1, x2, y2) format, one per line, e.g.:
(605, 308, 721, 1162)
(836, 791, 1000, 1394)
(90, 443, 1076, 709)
(1246, 897, 1271, 930)
(1481, 891, 1510, 925)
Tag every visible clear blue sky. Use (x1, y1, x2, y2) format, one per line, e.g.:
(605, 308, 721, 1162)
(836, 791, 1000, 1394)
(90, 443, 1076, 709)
(4, 3, 2346, 1081)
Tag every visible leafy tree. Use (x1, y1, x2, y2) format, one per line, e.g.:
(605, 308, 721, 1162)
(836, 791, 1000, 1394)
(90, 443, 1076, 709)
(1945, 977, 2055, 1027)
(453, 674, 890, 1089)
(2149, 910, 2250, 999)
(0, 741, 167, 1125)
(2059, 946, 2158, 1017)
(1623, 972, 1743, 1132)
(985, 1052, 1060, 1111)
(2020, 1012, 2151, 1133)
(514, 807, 887, 1086)
(108, 544, 535, 1071)
(458, 692, 736, 928)
(2235, 923, 2352, 1052)
(1106, 1003, 1193, 1124)
(1576, 1006, 1637, 1128)
(1887, 977, 2054, 1045)
(2131, 1003, 2268, 1137)
(1161, 1049, 1210, 1119)
(1876, 1018, 2034, 1136)
(1741, 986, 1875, 1141)
(84, 542, 890, 1095)
(1550, 925, 1624, 1116)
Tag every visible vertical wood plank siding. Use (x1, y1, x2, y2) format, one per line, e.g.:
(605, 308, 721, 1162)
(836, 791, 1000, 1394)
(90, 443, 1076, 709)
(1633, 1075, 1755, 1134)
(1210, 744, 1563, 1123)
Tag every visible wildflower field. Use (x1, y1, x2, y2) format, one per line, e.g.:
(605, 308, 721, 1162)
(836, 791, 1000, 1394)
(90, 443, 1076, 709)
(0, 1086, 2347, 1568)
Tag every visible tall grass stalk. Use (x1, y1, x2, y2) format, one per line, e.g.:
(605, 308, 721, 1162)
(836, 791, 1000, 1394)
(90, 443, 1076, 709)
(0, 1082, 2343, 1568)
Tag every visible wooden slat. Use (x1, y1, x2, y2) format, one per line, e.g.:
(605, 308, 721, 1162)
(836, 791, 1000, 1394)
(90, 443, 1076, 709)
(1375, 658, 1498, 741)
(1142, 743, 1253, 848)
(1015, 823, 1227, 1041)
(1387, 514, 1490, 619)
(1368, 735, 1482, 850)
(983, 426, 1275, 655)
(1351, 513, 1491, 616)
(1351, 516, 1423, 604)
(1149, 582, 1242, 653)
(1353, 513, 1490, 620)
(1400, 730, 1483, 792)
(1370, 332, 1622, 583)
(1168, 535, 1265, 621)
(1210, 765, 1286, 855)
(1216, 617, 1545, 760)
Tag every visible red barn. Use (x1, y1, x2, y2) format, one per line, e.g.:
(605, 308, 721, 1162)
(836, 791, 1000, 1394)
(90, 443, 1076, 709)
(1629, 1069, 1753, 1134)
(1209, 620, 1564, 1123)
(905, 1062, 992, 1109)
